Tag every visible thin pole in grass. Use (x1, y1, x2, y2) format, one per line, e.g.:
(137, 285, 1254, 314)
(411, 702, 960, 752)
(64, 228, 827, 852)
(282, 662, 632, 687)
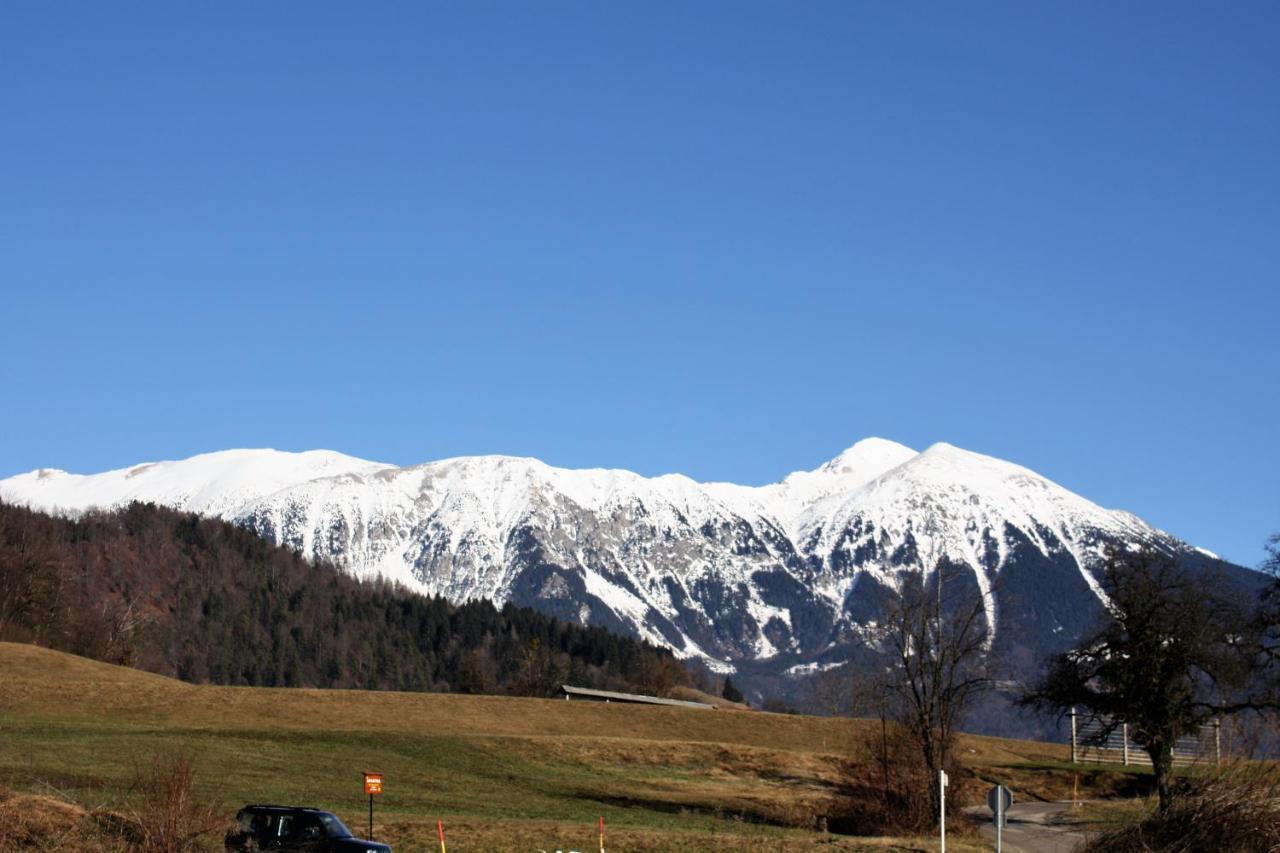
(939, 768, 948, 852)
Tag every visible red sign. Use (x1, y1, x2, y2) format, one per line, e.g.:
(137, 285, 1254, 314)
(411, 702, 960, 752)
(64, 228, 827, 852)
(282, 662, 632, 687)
(363, 772, 383, 795)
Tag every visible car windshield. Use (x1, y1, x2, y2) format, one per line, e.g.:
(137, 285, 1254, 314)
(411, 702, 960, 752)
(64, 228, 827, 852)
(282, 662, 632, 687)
(317, 812, 353, 838)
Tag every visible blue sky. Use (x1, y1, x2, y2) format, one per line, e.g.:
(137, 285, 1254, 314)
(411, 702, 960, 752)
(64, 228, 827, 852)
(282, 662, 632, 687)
(1, 2, 1277, 565)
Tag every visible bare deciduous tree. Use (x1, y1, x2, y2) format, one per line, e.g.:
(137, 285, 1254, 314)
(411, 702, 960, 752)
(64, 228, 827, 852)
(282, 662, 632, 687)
(0, 510, 67, 643)
(857, 559, 994, 825)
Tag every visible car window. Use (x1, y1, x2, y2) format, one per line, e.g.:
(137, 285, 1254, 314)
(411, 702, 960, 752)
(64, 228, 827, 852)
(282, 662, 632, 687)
(276, 814, 293, 839)
(243, 812, 275, 840)
(290, 815, 324, 841)
(317, 812, 353, 838)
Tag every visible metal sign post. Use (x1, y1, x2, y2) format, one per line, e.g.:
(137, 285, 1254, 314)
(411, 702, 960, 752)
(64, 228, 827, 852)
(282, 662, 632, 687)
(939, 769, 948, 852)
(987, 785, 1013, 853)
(993, 788, 1003, 850)
(363, 771, 383, 839)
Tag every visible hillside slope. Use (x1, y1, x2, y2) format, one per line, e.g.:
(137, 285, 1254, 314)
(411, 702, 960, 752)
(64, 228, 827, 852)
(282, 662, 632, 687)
(0, 643, 1113, 852)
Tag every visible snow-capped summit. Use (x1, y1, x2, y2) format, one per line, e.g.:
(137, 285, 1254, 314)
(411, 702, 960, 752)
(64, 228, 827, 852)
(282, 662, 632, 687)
(798, 441, 1155, 566)
(0, 440, 1218, 674)
(816, 437, 918, 478)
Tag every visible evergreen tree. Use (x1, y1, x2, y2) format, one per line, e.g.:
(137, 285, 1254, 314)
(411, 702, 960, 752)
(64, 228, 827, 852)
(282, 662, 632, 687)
(0, 500, 690, 700)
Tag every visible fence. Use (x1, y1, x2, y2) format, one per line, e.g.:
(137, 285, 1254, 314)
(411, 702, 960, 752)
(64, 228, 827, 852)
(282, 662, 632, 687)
(1069, 707, 1221, 768)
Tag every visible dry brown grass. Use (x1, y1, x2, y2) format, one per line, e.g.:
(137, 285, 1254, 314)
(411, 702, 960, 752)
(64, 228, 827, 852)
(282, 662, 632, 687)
(0, 642, 1122, 850)
(1080, 764, 1280, 853)
(382, 815, 992, 852)
(0, 789, 128, 852)
(0, 753, 226, 852)
(0, 642, 1072, 767)
(0, 642, 861, 753)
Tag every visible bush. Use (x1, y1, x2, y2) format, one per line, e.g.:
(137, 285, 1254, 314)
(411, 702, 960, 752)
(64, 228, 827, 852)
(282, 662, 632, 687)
(1083, 765, 1280, 853)
(832, 720, 959, 836)
(125, 752, 226, 853)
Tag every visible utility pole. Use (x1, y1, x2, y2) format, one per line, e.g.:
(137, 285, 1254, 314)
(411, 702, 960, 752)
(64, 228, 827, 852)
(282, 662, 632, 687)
(1070, 707, 1078, 764)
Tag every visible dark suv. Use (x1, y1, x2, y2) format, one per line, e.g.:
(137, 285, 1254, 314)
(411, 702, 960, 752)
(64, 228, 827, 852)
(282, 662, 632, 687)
(225, 805, 391, 852)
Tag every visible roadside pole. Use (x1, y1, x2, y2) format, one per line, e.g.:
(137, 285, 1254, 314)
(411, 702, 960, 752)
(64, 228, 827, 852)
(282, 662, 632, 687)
(939, 769, 948, 853)
(996, 792, 1003, 853)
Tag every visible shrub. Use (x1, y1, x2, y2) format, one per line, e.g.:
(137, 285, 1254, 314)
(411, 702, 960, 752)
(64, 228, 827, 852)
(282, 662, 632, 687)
(832, 720, 960, 836)
(124, 752, 226, 853)
(1083, 764, 1280, 853)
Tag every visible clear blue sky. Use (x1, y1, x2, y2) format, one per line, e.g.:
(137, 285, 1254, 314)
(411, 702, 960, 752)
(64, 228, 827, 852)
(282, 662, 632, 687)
(2, 2, 1277, 565)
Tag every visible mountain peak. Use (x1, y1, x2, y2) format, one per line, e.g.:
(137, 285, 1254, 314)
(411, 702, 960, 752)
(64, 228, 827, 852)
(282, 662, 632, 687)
(817, 438, 917, 477)
(906, 441, 1042, 482)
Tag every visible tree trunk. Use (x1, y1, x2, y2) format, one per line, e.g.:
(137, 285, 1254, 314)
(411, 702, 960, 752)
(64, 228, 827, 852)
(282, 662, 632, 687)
(1147, 740, 1175, 813)
(922, 732, 942, 826)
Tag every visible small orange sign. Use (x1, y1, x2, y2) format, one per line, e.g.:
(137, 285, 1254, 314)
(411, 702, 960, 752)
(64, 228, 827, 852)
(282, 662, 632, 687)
(363, 772, 383, 795)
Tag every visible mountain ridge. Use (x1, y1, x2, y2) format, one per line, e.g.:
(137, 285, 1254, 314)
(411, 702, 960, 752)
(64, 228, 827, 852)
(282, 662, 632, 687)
(0, 439, 1223, 684)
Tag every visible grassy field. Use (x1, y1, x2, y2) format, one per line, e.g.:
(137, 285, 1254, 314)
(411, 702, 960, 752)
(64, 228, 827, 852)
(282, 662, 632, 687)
(0, 642, 1122, 851)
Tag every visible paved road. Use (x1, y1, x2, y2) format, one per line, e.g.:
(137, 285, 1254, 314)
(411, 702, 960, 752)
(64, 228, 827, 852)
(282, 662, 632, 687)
(966, 801, 1088, 853)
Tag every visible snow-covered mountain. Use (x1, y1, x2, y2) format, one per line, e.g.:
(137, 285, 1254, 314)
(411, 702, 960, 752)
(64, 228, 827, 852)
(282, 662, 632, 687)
(0, 440, 1217, 676)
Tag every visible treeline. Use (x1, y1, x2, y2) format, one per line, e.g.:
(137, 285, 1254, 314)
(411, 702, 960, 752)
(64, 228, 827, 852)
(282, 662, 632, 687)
(0, 500, 688, 697)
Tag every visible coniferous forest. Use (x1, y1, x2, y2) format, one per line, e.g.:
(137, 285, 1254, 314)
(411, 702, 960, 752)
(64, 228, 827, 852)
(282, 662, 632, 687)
(0, 500, 689, 697)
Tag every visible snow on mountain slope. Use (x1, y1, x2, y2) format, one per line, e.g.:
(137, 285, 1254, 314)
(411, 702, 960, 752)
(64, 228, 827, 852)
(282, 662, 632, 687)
(703, 437, 918, 536)
(0, 440, 1197, 670)
(1, 449, 393, 518)
(794, 442, 1164, 634)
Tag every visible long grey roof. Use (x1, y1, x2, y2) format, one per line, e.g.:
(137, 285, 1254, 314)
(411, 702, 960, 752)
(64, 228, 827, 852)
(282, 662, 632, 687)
(559, 685, 714, 709)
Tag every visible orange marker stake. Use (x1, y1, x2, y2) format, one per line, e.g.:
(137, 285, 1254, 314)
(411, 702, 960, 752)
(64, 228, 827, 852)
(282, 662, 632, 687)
(437, 819, 447, 853)
(599, 815, 605, 852)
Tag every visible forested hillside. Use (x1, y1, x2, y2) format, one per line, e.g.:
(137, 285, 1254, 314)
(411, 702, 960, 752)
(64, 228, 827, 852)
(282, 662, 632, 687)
(0, 501, 688, 696)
